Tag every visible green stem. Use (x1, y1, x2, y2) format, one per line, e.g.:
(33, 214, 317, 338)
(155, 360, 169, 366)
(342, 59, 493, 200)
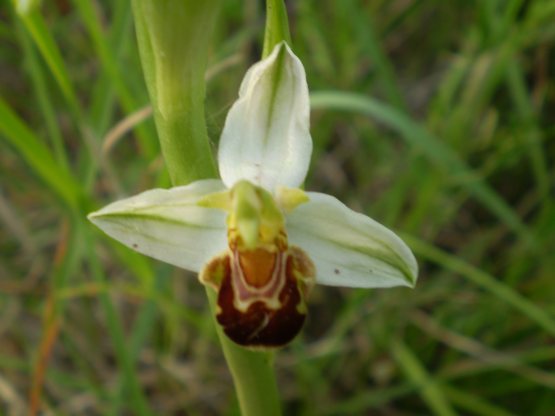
(132, 0, 217, 183)
(132, 1, 282, 414)
(263, 0, 292, 58)
(206, 289, 281, 415)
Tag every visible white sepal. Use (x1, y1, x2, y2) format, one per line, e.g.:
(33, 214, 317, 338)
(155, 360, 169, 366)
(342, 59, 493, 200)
(218, 42, 312, 192)
(88, 179, 228, 273)
(286, 192, 418, 288)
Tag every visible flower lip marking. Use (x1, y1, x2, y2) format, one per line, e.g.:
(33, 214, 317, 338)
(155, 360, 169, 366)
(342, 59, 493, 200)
(231, 246, 287, 311)
(203, 242, 315, 348)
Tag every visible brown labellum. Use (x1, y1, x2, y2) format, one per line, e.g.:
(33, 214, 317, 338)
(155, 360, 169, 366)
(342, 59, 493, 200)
(202, 246, 315, 348)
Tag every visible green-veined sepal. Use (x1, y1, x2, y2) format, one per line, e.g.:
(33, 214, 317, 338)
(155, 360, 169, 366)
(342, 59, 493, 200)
(286, 192, 418, 288)
(88, 179, 227, 272)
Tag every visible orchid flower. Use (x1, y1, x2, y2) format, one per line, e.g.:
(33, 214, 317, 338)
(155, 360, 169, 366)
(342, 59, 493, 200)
(88, 42, 417, 349)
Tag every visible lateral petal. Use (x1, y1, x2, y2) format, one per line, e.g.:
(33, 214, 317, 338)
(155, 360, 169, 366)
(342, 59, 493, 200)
(88, 179, 227, 273)
(218, 42, 312, 192)
(286, 193, 418, 288)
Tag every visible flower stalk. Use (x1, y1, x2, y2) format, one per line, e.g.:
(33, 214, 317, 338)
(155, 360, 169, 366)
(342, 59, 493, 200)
(263, 0, 291, 58)
(132, 0, 218, 183)
(131, 1, 282, 414)
(206, 289, 281, 416)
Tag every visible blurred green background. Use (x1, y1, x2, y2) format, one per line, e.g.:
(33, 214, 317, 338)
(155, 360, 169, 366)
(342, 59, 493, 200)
(1, 0, 555, 415)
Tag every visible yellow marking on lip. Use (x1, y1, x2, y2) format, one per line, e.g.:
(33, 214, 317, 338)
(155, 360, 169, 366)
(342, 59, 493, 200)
(238, 248, 277, 288)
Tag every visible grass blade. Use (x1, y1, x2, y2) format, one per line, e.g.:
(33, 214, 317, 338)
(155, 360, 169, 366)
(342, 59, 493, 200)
(18, 10, 79, 112)
(0, 96, 80, 209)
(405, 235, 555, 338)
(391, 340, 457, 416)
(310, 90, 534, 247)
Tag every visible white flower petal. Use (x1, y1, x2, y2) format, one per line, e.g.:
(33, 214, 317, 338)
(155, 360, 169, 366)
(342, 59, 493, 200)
(88, 179, 227, 273)
(218, 42, 312, 192)
(286, 192, 418, 288)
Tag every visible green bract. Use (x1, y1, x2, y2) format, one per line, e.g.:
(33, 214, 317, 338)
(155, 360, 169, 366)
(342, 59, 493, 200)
(89, 42, 418, 348)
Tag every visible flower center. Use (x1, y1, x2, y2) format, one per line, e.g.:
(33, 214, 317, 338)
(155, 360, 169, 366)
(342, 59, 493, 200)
(199, 180, 315, 348)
